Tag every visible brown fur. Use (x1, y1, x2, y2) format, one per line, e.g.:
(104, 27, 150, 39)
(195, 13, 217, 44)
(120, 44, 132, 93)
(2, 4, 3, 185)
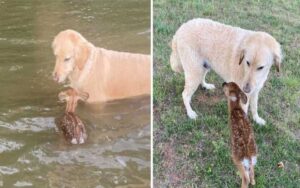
(58, 88, 89, 113)
(58, 88, 88, 144)
(59, 112, 87, 144)
(223, 82, 257, 188)
(52, 30, 150, 102)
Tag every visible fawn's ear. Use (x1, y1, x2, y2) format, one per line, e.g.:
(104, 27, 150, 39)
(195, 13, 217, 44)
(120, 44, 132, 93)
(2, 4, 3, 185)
(222, 83, 230, 96)
(77, 91, 89, 102)
(58, 91, 69, 102)
(239, 92, 248, 104)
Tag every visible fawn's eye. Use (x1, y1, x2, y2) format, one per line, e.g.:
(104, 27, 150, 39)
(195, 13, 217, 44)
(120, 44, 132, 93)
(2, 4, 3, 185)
(257, 66, 264, 71)
(246, 61, 250, 66)
(64, 57, 71, 62)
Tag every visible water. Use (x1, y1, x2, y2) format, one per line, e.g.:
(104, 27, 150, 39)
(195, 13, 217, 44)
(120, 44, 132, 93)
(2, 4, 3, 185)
(0, 0, 150, 187)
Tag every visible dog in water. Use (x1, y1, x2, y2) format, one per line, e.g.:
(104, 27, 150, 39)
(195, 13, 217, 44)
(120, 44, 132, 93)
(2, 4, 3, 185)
(52, 30, 150, 102)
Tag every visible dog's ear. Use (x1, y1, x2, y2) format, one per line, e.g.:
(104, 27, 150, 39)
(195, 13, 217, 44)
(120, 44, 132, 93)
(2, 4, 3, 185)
(272, 40, 282, 73)
(273, 53, 282, 73)
(239, 92, 248, 104)
(238, 49, 245, 65)
(75, 42, 91, 70)
(77, 91, 89, 102)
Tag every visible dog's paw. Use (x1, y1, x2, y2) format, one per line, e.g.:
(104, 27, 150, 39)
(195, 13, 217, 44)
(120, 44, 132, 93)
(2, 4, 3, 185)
(187, 110, 198, 120)
(254, 115, 266, 125)
(202, 83, 215, 90)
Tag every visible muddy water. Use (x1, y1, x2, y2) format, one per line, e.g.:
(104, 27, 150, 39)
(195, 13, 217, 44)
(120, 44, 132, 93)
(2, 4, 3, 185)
(0, 0, 150, 187)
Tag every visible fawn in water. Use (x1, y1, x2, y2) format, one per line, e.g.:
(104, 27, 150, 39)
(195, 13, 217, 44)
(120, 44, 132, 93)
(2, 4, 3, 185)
(58, 89, 89, 144)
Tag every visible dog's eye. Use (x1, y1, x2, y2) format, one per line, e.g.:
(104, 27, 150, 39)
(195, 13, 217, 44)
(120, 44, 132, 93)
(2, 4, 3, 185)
(64, 57, 71, 62)
(257, 66, 264, 71)
(246, 61, 250, 66)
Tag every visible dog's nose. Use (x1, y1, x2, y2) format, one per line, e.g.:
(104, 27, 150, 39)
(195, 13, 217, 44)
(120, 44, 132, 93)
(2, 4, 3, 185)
(243, 83, 251, 93)
(53, 72, 59, 82)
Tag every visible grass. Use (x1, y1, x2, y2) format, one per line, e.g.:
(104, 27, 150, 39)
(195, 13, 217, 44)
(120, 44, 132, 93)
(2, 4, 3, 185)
(153, 0, 300, 187)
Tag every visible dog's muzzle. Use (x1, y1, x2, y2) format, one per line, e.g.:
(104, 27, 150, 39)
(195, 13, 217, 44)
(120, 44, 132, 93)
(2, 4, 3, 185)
(243, 83, 251, 93)
(53, 72, 59, 82)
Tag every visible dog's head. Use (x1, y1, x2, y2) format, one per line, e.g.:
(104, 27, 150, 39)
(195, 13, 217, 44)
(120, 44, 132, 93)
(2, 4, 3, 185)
(52, 30, 92, 83)
(238, 32, 282, 94)
(223, 82, 247, 104)
(58, 88, 89, 112)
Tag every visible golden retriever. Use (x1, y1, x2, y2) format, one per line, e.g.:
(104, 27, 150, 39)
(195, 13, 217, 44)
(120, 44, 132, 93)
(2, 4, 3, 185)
(52, 30, 150, 102)
(170, 18, 282, 125)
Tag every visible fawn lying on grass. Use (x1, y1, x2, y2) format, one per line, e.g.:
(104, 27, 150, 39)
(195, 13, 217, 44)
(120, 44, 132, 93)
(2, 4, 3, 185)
(58, 89, 89, 144)
(223, 82, 257, 188)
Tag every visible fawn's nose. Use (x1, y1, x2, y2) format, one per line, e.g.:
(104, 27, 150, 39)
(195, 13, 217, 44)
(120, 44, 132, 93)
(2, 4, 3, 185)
(243, 83, 251, 93)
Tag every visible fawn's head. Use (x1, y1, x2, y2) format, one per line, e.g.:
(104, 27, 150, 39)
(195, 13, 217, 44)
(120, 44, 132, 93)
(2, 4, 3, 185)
(222, 82, 247, 105)
(58, 89, 89, 112)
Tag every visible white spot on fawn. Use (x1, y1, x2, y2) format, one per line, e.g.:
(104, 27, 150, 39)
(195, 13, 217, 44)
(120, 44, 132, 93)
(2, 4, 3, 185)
(71, 138, 78, 144)
(79, 137, 84, 144)
(251, 156, 257, 165)
(242, 158, 250, 170)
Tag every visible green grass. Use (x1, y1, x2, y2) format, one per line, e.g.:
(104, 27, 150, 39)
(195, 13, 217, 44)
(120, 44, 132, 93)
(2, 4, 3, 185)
(153, 0, 300, 187)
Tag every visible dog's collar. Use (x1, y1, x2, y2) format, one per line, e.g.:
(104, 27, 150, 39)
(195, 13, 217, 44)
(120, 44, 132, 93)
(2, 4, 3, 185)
(76, 44, 96, 87)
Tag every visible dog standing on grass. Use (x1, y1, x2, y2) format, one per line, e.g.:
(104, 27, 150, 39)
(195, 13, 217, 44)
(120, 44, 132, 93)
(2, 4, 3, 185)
(170, 18, 282, 125)
(223, 82, 257, 188)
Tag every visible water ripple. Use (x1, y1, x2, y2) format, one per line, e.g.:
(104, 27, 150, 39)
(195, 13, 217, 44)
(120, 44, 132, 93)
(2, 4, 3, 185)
(0, 139, 24, 153)
(31, 139, 149, 170)
(0, 117, 55, 132)
(14, 181, 33, 187)
(0, 166, 19, 175)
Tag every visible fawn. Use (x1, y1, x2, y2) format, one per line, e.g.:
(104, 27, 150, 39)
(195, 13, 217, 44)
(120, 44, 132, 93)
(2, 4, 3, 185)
(58, 89, 89, 144)
(223, 82, 257, 188)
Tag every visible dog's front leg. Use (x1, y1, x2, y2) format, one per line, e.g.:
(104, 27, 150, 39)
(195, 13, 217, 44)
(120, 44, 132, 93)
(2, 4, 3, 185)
(250, 91, 266, 125)
(240, 96, 249, 114)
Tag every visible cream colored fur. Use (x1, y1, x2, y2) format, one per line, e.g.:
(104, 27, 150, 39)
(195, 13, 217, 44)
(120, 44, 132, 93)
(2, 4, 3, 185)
(170, 18, 282, 125)
(52, 30, 150, 102)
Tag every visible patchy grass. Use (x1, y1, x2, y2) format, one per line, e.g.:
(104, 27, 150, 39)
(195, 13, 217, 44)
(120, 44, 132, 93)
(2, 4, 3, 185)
(153, 0, 300, 187)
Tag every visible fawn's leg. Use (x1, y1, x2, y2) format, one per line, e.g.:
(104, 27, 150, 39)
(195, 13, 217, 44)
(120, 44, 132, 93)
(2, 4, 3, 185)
(250, 164, 255, 185)
(234, 160, 249, 188)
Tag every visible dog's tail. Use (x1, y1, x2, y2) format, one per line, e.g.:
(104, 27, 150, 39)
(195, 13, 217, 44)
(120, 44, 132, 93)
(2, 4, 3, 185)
(169, 35, 183, 73)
